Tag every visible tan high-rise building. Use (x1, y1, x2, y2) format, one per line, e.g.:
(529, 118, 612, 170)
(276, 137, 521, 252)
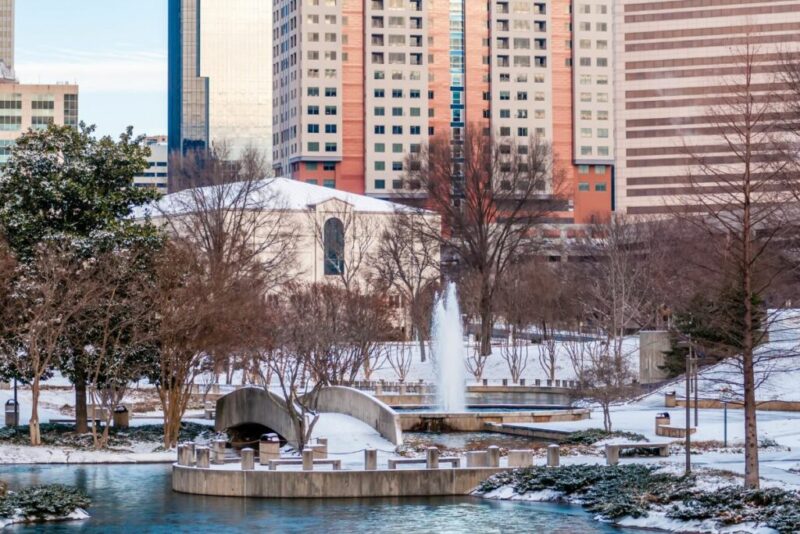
(0, 0, 13, 73)
(0, 83, 79, 165)
(272, 0, 614, 224)
(613, 0, 800, 216)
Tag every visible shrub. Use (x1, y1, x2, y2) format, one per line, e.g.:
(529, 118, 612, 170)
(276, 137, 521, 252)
(560, 428, 646, 446)
(0, 485, 90, 519)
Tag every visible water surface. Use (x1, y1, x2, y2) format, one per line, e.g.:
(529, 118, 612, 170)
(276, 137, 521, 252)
(0, 464, 646, 533)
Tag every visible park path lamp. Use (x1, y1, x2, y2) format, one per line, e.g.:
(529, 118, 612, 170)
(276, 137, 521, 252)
(677, 338, 694, 475)
(718, 386, 733, 447)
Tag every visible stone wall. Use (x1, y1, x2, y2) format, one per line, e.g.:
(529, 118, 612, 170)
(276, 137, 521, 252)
(313, 386, 403, 445)
(398, 409, 591, 432)
(172, 464, 508, 498)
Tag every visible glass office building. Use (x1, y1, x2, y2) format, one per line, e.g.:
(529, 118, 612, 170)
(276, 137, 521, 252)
(168, 0, 272, 166)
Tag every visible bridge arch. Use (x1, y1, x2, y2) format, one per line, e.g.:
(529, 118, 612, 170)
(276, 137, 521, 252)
(215, 387, 298, 446)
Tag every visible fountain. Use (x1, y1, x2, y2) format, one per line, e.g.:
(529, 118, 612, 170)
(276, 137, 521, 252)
(431, 282, 466, 412)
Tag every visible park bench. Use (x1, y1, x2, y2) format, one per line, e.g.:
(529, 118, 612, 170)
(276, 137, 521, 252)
(48, 417, 105, 427)
(387, 457, 461, 469)
(267, 458, 342, 471)
(605, 442, 670, 466)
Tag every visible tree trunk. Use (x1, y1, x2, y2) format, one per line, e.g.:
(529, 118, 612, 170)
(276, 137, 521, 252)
(75, 377, 88, 434)
(603, 405, 612, 432)
(30, 378, 41, 446)
(479, 290, 493, 357)
(742, 271, 760, 488)
(417, 331, 426, 363)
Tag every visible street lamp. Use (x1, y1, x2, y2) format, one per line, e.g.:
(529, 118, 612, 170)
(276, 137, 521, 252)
(677, 338, 694, 475)
(719, 386, 732, 448)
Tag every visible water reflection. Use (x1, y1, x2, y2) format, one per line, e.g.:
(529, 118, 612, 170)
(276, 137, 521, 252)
(0, 464, 645, 533)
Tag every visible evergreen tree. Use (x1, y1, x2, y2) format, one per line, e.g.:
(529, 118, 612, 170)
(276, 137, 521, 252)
(0, 123, 162, 433)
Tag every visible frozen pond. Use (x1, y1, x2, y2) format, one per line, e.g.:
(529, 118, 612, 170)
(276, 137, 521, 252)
(0, 464, 649, 533)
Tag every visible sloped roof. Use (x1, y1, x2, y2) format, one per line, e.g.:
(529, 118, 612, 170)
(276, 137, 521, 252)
(135, 176, 429, 217)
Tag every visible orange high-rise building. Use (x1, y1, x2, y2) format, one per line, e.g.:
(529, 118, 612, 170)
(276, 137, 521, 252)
(272, 0, 613, 224)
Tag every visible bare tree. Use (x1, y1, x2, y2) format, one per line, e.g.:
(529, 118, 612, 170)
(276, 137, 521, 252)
(499, 336, 530, 384)
(466, 343, 490, 383)
(1, 240, 101, 445)
(386, 342, 414, 383)
(572, 340, 637, 432)
(163, 145, 298, 382)
(372, 211, 440, 361)
(404, 124, 567, 356)
(675, 43, 800, 489)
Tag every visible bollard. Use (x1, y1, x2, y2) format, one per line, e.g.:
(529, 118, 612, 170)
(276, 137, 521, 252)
(196, 447, 210, 468)
(212, 439, 226, 465)
(241, 448, 255, 471)
(502, 378, 508, 386)
(482, 378, 488, 386)
(547, 444, 560, 467)
(546, 379, 553, 387)
(507, 449, 534, 468)
(487, 446, 500, 468)
(399, 383, 406, 395)
(606, 445, 619, 466)
(520, 378, 526, 386)
(183, 442, 196, 466)
(260, 434, 280, 465)
(535, 379, 541, 386)
(310, 444, 327, 459)
(466, 451, 489, 467)
(364, 448, 377, 471)
(375, 383, 383, 395)
(302, 448, 314, 471)
(317, 438, 328, 456)
(177, 445, 187, 466)
(426, 447, 440, 469)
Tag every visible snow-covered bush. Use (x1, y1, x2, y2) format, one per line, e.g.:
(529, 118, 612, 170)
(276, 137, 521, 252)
(0, 484, 89, 521)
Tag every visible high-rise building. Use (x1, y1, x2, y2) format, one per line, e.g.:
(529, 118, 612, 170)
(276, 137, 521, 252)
(0, 83, 79, 166)
(272, 0, 614, 224)
(0, 0, 13, 74)
(613, 0, 800, 216)
(134, 135, 169, 192)
(168, 0, 272, 161)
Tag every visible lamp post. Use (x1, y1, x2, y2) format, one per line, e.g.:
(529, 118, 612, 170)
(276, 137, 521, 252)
(719, 386, 731, 448)
(677, 338, 693, 475)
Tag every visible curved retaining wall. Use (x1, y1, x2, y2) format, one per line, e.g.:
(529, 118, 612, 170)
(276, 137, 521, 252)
(398, 408, 591, 432)
(215, 387, 298, 445)
(313, 386, 403, 445)
(172, 464, 507, 498)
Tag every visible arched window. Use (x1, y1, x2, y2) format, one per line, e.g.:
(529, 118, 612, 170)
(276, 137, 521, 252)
(323, 217, 345, 275)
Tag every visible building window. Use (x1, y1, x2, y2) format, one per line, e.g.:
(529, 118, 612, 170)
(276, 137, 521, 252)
(323, 179, 336, 189)
(323, 218, 345, 275)
(578, 165, 590, 174)
(595, 183, 607, 192)
(374, 179, 386, 189)
(323, 162, 336, 171)
(578, 182, 590, 192)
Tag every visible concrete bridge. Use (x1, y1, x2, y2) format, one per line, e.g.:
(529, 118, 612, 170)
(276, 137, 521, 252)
(215, 386, 403, 447)
(215, 387, 300, 446)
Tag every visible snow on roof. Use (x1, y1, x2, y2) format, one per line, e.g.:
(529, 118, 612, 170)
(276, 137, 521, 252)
(135, 176, 429, 218)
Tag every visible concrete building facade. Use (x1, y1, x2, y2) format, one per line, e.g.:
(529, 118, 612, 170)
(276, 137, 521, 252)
(0, 83, 79, 166)
(613, 0, 800, 216)
(272, 0, 614, 224)
(134, 135, 169, 192)
(168, 0, 272, 163)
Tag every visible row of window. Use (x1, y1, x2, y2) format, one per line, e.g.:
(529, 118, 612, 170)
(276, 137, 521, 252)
(577, 182, 607, 192)
(579, 128, 610, 139)
(372, 106, 422, 117)
(307, 142, 338, 152)
(308, 124, 338, 133)
(372, 125, 423, 135)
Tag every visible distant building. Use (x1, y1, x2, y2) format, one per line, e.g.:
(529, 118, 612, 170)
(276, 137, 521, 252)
(0, 83, 79, 166)
(0, 0, 13, 77)
(134, 136, 168, 192)
(168, 0, 272, 165)
(271, 0, 614, 223)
